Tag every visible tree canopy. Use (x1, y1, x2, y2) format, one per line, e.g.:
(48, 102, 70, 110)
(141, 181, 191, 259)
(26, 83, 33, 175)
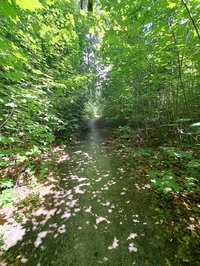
(99, 0, 199, 142)
(0, 1, 199, 264)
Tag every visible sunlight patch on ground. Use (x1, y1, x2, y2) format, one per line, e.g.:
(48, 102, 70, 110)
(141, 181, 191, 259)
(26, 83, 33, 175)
(34, 231, 49, 248)
(3, 223, 26, 249)
(108, 237, 119, 250)
(127, 233, 138, 240)
(128, 243, 137, 253)
(96, 216, 111, 224)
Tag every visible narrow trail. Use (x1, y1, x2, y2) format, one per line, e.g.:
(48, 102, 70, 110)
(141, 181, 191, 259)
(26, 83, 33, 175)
(1, 119, 176, 266)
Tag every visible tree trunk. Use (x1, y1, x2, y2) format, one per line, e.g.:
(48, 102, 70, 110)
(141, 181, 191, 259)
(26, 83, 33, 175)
(81, 0, 86, 11)
(88, 0, 93, 12)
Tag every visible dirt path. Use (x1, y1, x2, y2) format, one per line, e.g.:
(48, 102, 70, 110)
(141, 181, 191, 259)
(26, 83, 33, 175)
(0, 119, 176, 265)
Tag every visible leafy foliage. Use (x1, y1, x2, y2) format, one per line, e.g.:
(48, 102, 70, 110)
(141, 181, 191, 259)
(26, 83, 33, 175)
(147, 145, 199, 194)
(0, 189, 13, 208)
(0, 0, 91, 201)
(149, 170, 181, 193)
(98, 0, 200, 143)
(0, 1, 199, 264)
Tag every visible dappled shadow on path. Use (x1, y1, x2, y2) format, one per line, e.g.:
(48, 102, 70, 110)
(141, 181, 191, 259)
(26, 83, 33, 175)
(0, 119, 177, 266)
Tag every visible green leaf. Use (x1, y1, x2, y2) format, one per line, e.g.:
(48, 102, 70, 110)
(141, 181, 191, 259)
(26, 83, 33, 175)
(15, 0, 43, 11)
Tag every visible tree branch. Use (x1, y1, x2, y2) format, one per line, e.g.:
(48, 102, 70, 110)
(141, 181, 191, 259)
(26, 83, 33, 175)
(0, 107, 15, 129)
(182, 0, 200, 40)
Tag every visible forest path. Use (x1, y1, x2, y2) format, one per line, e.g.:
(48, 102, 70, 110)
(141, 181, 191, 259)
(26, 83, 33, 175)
(1, 119, 175, 266)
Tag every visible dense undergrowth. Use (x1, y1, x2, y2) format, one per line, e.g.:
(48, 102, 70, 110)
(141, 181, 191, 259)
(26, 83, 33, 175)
(99, 0, 199, 143)
(101, 120, 200, 263)
(97, 1, 200, 260)
(0, 0, 93, 208)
